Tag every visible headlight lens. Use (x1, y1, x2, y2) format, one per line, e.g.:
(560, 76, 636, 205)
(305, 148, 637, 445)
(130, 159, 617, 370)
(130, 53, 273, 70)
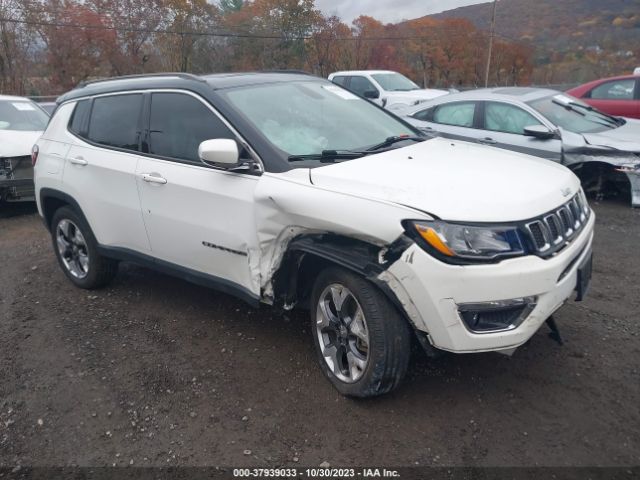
(409, 221, 526, 263)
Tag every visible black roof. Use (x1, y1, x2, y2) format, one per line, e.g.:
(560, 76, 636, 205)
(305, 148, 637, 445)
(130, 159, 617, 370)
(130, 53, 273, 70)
(57, 71, 317, 104)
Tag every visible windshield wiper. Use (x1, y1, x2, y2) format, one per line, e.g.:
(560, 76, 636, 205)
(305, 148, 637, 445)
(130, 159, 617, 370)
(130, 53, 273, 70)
(288, 150, 368, 163)
(288, 136, 426, 162)
(569, 101, 625, 126)
(553, 99, 586, 117)
(552, 99, 621, 127)
(366, 135, 426, 152)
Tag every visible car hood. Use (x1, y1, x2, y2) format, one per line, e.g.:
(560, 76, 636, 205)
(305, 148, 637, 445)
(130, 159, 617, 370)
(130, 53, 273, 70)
(580, 118, 640, 152)
(0, 130, 42, 157)
(309, 137, 579, 222)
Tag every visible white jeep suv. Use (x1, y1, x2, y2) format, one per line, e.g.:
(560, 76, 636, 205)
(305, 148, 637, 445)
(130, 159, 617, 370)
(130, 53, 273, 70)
(34, 72, 595, 397)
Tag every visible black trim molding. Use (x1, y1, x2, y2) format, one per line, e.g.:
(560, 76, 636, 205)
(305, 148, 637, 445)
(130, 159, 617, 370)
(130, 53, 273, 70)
(97, 245, 260, 307)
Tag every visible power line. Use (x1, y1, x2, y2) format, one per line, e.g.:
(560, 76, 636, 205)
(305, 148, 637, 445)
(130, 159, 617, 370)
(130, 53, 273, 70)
(0, 15, 523, 44)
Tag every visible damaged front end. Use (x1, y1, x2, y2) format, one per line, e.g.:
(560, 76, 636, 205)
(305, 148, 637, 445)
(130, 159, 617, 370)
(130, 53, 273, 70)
(267, 231, 441, 356)
(616, 162, 640, 207)
(563, 149, 640, 207)
(0, 155, 35, 203)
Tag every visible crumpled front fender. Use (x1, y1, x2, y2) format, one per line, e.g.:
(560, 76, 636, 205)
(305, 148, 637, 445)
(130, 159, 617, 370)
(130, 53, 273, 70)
(563, 151, 640, 207)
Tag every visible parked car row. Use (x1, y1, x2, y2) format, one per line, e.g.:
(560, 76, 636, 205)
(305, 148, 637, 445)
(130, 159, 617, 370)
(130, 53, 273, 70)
(330, 70, 640, 208)
(397, 88, 640, 208)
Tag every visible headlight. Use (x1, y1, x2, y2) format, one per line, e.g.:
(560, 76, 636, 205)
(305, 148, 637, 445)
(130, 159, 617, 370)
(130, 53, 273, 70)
(406, 220, 526, 264)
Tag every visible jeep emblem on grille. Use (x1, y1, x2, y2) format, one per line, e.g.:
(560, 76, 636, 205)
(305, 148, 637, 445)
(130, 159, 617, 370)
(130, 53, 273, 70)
(561, 188, 572, 198)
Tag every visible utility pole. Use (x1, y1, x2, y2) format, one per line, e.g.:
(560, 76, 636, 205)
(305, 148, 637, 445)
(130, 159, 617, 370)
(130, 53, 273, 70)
(484, 0, 498, 88)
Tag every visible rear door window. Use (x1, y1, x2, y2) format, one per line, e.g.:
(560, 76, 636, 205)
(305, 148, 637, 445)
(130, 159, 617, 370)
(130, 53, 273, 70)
(148, 92, 234, 163)
(433, 102, 476, 128)
(87, 94, 143, 150)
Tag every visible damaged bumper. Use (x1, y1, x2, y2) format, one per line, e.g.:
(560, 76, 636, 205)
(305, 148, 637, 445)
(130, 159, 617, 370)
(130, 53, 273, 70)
(616, 164, 640, 207)
(564, 151, 640, 207)
(1, 155, 35, 201)
(382, 212, 595, 353)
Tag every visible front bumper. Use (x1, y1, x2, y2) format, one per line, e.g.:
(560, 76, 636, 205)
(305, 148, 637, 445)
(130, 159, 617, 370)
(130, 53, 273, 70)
(384, 211, 595, 353)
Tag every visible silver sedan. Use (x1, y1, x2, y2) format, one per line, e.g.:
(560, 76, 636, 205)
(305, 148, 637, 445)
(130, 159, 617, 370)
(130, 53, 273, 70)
(396, 88, 640, 207)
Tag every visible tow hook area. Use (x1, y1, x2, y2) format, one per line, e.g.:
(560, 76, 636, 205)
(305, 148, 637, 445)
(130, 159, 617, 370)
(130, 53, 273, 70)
(546, 316, 564, 346)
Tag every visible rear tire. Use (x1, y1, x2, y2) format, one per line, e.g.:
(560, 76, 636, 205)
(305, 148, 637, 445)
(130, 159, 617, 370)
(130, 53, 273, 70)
(310, 267, 411, 398)
(51, 207, 118, 289)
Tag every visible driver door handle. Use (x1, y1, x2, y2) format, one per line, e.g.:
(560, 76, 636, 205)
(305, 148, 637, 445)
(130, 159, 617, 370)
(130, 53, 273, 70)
(478, 137, 497, 145)
(140, 173, 167, 185)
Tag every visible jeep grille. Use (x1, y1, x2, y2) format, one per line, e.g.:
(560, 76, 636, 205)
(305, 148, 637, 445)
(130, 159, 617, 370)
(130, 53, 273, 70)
(524, 193, 590, 257)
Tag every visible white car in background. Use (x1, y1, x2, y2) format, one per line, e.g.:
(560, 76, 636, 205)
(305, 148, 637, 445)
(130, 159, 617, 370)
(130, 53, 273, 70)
(328, 70, 449, 109)
(0, 95, 49, 205)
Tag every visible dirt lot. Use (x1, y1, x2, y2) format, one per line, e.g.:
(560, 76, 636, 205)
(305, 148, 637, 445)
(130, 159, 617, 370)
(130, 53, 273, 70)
(0, 200, 638, 469)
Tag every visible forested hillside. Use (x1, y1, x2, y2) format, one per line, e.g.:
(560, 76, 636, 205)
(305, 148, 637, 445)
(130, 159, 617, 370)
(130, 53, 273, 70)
(431, 0, 640, 83)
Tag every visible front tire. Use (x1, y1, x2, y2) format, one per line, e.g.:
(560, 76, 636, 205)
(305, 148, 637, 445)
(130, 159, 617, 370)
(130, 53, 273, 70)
(310, 267, 411, 398)
(51, 207, 118, 289)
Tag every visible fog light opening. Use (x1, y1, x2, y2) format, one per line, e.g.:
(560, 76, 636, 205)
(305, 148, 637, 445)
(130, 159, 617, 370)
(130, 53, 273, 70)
(458, 297, 537, 333)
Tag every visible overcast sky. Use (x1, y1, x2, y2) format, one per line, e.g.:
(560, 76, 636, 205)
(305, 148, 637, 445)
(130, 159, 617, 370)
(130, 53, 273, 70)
(315, 0, 492, 24)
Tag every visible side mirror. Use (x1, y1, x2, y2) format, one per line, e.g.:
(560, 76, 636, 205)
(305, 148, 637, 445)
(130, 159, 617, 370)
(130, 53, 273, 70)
(363, 89, 380, 99)
(198, 139, 239, 168)
(524, 125, 556, 140)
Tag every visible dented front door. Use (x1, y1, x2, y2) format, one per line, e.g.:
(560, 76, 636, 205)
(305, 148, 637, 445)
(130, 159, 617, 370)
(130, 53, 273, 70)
(136, 157, 261, 299)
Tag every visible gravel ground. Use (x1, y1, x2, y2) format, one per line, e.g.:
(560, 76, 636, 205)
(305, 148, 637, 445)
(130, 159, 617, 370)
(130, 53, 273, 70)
(0, 200, 638, 469)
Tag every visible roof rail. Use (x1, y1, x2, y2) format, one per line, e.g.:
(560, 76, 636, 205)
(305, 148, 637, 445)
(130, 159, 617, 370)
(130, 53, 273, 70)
(260, 69, 313, 76)
(77, 72, 205, 88)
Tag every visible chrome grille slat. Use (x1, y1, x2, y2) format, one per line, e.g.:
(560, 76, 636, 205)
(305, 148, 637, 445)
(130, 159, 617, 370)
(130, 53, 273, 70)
(524, 193, 590, 258)
(544, 214, 562, 245)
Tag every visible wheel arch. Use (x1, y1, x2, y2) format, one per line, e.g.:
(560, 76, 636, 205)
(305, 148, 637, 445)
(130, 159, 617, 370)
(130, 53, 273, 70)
(270, 233, 417, 324)
(40, 188, 91, 232)
(568, 160, 632, 203)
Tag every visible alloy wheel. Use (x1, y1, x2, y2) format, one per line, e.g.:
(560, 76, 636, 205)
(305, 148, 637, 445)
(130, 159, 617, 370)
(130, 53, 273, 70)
(56, 219, 90, 279)
(315, 284, 370, 383)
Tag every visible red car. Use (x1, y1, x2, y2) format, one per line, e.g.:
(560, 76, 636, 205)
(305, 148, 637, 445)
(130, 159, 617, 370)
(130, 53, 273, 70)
(567, 75, 640, 119)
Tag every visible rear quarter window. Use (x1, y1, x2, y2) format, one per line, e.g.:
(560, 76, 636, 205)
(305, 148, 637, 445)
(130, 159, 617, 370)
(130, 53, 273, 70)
(68, 99, 91, 136)
(412, 106, 435, 121)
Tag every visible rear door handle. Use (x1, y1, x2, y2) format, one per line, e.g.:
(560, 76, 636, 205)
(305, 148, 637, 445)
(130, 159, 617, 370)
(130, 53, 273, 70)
(478, 137, 497, 145)
(69, 156, 88, 166)
(140, 173, 167, 185)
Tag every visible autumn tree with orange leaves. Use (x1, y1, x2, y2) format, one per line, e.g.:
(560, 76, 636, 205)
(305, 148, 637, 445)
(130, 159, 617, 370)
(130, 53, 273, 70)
(0, 0, 537, 95)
